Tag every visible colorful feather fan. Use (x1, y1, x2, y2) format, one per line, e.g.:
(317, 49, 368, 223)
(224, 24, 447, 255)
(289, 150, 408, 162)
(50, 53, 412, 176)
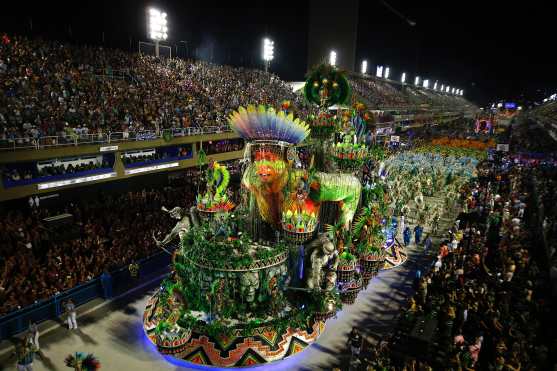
(65, 352, 101, 370)
(228, 105, 310, 144)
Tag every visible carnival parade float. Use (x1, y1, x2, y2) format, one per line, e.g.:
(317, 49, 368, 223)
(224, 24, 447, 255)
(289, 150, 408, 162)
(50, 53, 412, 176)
(143, 64, 410, 367)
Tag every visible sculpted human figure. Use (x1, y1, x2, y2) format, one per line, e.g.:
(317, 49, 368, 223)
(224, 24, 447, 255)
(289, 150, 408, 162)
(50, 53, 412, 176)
(306, 234, 339, 290)
(153, 206, 192, 247)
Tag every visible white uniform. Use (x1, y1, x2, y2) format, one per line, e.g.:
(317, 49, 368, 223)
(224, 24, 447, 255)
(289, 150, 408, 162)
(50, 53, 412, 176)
(65, 302, 77, 329)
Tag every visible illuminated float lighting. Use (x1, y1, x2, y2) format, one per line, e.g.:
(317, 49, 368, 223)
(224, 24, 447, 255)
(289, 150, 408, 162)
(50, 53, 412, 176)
(401, 72, 406, 83)
(376, 65, 383, 78)
(414, 76, 420, 86)
(384, 66, 390, 79)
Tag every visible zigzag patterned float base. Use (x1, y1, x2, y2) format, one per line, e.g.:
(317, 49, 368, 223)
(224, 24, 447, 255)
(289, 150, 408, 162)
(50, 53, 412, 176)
(143, 292, 325, 367)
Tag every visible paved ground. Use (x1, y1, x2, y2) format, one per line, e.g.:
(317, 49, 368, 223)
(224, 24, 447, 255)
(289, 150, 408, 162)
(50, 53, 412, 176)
(0, 205, 453, 371)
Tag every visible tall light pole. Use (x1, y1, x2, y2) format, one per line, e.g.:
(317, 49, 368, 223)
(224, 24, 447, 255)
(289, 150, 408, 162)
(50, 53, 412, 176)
(263, 38, 274, 72)
(148, 8, 168, 57)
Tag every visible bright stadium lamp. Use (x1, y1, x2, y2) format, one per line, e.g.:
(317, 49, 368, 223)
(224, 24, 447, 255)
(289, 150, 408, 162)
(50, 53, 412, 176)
(361, 60, 368, 74)
(329, 50, 337, 66)
(384, 66, 390, 79)
(414, 76, 420, 86)
(401, 72, 406, 83)
(148, 7, 168, 56)
(433, 81, 438, 90)
(423, 79, 429, 88)
(376, 65, 383, 78)
(262, 38, 274, 72)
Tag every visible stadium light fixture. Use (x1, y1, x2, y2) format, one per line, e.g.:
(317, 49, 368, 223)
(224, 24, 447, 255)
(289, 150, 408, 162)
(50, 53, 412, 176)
(148, 7, 168, 57)
(361, 60, 368, 74)
(329, 50, 337, 66)
(376, 65, 383, 78)
(401, 72, 406, 83)
(384, 66, 390, 79)
(262, 38, 274, 72)
(414, 76, 420, 86)
(423, 79, 429, 88)
(433, 81, 438, 90)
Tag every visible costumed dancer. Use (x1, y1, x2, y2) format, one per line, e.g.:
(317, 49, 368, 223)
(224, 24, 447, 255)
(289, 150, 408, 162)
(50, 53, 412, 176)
(65, 352, 101, 370)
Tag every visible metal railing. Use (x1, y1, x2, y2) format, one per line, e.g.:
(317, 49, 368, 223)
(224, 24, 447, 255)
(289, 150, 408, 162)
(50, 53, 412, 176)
(0, 126, 232, 152)
(0, 250, 171, 340)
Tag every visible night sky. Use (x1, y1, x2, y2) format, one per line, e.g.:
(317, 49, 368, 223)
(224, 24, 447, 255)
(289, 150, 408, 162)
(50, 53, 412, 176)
(2, 0, 556, 106)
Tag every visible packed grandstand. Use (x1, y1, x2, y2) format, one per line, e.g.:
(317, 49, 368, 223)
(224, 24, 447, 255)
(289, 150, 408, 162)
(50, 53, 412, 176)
(0, 35, 475, 150)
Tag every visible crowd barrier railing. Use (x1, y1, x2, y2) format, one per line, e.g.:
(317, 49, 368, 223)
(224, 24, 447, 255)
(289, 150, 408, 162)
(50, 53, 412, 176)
(0, 126, 232, 152)
(0, 250, 171, 340)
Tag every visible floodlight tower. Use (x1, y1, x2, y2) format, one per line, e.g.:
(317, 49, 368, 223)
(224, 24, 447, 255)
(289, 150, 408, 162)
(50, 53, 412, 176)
(148, 8, 168, 57)
(263, 38, 275, 72)
(361, 60, 368, 75)
(329, 50, 337, 66)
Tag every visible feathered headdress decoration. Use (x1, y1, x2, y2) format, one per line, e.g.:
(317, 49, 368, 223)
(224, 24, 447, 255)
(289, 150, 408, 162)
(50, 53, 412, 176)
(65, 352, 101, 370)
(228, 105, 310, 144)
